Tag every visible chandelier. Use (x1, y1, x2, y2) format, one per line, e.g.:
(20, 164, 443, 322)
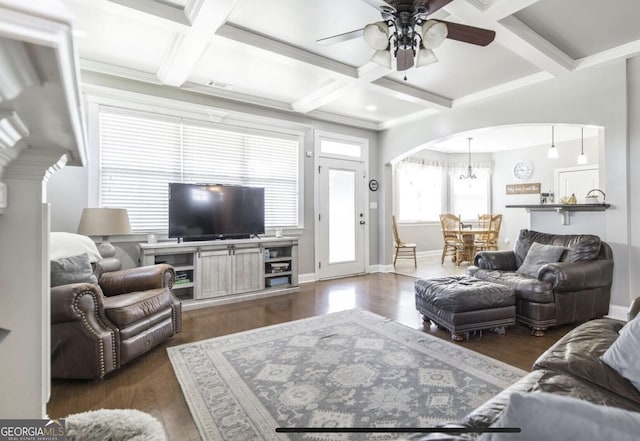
(362, 5, 447, 74)
(459, 137, 477, 180)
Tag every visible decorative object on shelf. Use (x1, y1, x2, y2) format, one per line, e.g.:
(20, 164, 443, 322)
(567, 193, 577, 204)
(584, 188, 605, 204)
(547, 126, 559, 159)
(77, 207, 131, 270)
(506, 183, 541, 195)
(539, 192, 554, 204)
(368, 179, 379, 191)
(316, 0, 495, 76)
(512, 160, 534, 181)
(577, 126, 587, 165)
(459, 137, 477, 180)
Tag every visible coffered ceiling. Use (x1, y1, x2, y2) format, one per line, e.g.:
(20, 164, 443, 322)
(63, 0, 640, 136)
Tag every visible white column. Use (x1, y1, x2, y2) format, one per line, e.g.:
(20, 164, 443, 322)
(0, 150, 67, 418)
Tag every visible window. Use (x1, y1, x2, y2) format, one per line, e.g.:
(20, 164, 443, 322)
(450, 170, 491, 220)
(395, 159, 443, 222)
(97, 106, 300, 232)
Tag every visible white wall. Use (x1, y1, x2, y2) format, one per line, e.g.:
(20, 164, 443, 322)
(380, 59, 631, 308)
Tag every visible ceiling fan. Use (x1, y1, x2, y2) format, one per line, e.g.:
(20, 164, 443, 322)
(317, 0, 496, 74)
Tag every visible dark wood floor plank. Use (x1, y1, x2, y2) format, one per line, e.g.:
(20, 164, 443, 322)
(47, 273, 573, 439)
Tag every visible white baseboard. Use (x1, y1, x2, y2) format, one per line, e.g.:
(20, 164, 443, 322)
(369, 264, 395, 273)
(298, 273, 316, 284)
(606, 304, 628, 321)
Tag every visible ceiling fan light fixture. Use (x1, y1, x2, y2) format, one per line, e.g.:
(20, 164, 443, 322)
(416, 47, 438, 67)
(421, 20, 448, 49)
(363, 22, 390, 51)
(370, 49, 392, 68)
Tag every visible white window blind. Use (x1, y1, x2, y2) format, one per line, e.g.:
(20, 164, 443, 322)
(98, 106, 300, 232)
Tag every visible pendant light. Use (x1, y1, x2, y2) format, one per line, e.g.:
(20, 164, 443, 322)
(547, 126, 559, 159)
(459, 137, 477, 180)
(577, 127, 587, 165)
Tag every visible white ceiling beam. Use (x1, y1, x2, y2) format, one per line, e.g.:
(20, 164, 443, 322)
(292, 63, 391, 114)
(444, 1, 573, 77)
(483, 0, 543, 21)
(68, 0, 186, 33)
(107, 0, 193, 25)
(80, 59, 163, 84)
(574, 38, 640, 71)
(157, 0, 239, 87)
(497, 15, 574, 76)
(452, 71, 552, 107)
(217, 24, 451, 113)
(291, 81, 351, 113)
(370, 78, 451, 110)
(215, 23, 358, 79)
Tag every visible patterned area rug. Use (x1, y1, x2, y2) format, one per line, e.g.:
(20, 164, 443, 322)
(168, 309, 525, 441)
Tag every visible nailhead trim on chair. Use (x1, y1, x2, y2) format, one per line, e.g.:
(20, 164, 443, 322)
(161, 267, 182, 335)
(71, 290, 117, 378)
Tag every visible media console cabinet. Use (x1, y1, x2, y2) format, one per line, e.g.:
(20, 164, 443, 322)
(139, 237, 299, 310)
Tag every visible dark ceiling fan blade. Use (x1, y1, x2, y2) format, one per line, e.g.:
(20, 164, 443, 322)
(440, 21, 496, 46)
(417, 0, 453, 14)
(316, 28, 364, 46)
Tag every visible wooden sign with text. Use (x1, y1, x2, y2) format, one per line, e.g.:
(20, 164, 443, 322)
(506, 183, 541, 195)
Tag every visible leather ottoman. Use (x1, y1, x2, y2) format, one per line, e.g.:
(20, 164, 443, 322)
(415, 275, 515, 341)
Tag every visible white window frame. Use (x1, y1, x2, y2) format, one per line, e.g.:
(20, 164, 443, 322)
(85, 94, 305, 235)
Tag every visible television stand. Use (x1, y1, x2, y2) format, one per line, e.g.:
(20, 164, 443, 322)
(139, 237, 298, 310)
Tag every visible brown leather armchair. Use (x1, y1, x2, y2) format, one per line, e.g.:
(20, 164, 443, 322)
(51, 263, 182, 379)
(468, 229, 614, 336)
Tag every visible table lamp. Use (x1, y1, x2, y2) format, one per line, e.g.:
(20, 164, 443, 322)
(77, 207, 131, 270)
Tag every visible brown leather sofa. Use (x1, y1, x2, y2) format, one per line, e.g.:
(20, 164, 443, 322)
(51, 263, 182, 379)
(414, 299, 640, 440)
(467, 229, 614, 336)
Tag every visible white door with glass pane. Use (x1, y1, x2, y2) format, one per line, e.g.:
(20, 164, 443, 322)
(317, 158, 366, 279)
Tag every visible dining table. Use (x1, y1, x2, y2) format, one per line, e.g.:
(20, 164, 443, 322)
(454, 224, 490, 266)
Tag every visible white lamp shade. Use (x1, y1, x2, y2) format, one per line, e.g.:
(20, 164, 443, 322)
(370, 49, 392, 68)
(416, 47, 438, 67)
(363, 22, 390, 50)
(421, 20, 448, 49)
(577, 153, 587, 164)
(547, 145, 559, 159)
(77, 208, 131, 236)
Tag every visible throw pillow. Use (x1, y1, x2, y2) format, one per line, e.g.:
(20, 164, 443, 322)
(51, 253, 98, 287)
(50, 232, 102, 263)
(601, 314, 640, 391)
(516, 242, 565, 278)
(478, 391, 640, 441)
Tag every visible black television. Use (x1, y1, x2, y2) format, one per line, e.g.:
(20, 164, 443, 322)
(168, 183, 265, 241)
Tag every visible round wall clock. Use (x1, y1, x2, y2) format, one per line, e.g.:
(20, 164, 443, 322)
(513, 160, 534, 181)
(368, 179, 379, 191)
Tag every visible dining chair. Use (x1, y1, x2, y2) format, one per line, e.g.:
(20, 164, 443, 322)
(439, 213, 464, 264)
(392, 215, 417, 268)
(475, 214, 503, 251)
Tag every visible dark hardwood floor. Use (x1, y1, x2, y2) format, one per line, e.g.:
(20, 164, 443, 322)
(47, 273, 574, 439)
